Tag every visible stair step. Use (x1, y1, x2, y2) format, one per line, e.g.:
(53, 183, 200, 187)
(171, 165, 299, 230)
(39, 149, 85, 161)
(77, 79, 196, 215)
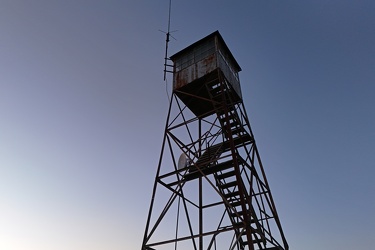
(216, 109, 238, 117)
(221, 133, 253, 151)
(229, 214, 258, 226)
(230, 200, 244, 207)
(225, 120, 239, 128)
(220, 118, 238, 127)
(233, 221, 245, 228)
(230, 209, 250, 218)
(216, 170, 236, 180)
(242, 237, 264, 245)
(232, 218, 257, 228)
(218, 111, 235, 118)
(215, 160, 234, 171)
(218, 109, 238, 117)
(230, 127, 244, 135)
(219, 180, 237, 189)
(231, 213, 256, 221)
(224, 190, 240, 199)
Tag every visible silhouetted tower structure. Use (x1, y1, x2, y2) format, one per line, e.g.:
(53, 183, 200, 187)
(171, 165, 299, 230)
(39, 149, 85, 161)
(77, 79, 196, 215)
(142, 31, 288, 250)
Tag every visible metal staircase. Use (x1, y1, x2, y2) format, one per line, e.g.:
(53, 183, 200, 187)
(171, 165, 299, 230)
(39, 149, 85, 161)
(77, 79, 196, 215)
(182, 77, 284, 250)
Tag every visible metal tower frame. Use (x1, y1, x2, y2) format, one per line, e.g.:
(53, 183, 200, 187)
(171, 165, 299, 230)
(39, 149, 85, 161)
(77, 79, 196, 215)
(142, 31, 288, 250)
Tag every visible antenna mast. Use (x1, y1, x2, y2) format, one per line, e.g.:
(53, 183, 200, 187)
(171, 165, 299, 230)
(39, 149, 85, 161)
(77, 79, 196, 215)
(163, 0, 174, 80)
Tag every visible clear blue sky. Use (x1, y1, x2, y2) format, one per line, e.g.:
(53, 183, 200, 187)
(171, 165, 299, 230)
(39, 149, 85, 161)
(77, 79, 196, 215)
(0, 1, 374, 249)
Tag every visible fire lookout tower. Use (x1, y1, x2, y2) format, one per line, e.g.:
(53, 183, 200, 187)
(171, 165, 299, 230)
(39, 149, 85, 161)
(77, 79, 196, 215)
(141, 31, 288, 250)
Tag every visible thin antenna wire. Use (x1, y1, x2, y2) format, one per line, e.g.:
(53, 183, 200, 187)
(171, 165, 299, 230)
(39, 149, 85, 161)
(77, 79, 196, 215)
(167, 0, 172, 34)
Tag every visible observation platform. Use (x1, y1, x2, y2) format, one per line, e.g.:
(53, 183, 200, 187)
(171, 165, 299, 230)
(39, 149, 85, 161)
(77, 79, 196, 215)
(170, 31, 243, 117)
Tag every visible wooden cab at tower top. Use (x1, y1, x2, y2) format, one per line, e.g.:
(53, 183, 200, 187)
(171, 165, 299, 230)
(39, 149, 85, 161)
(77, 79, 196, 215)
(170, 31, 243, 117)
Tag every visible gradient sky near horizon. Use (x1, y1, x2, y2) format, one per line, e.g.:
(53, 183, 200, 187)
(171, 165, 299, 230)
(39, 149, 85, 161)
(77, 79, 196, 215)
(0, 1, 374, 249)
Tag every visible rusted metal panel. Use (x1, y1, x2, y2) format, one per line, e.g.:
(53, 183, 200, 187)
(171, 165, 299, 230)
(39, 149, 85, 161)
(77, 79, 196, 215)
(173, 64, 195, 89)
(197, 53, 216, 78)
(173, 53, 217, 90)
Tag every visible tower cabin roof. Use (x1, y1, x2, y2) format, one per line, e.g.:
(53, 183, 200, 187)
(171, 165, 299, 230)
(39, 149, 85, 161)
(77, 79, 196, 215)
(170, 30, 242, 72)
